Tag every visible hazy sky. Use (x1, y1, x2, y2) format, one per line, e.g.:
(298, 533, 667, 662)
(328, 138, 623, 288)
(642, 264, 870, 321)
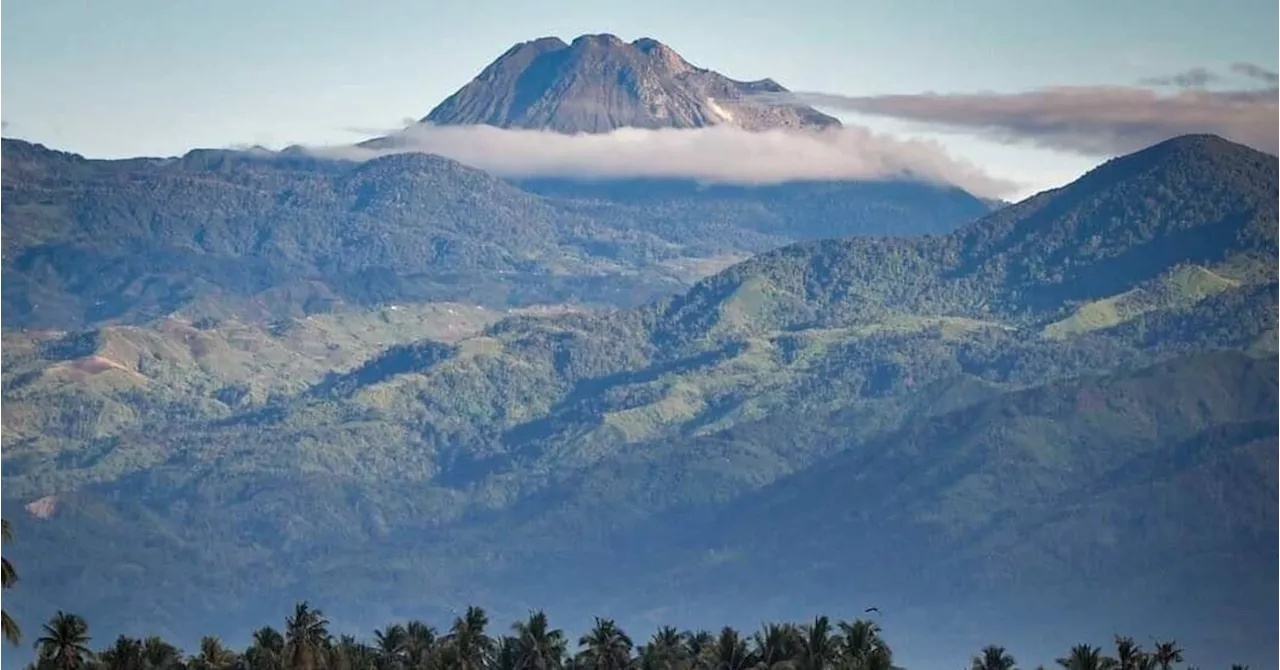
(3, 0, 1277, 198)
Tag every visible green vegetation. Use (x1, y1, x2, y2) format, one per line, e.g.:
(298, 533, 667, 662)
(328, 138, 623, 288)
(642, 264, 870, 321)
(0, 139, 988, 330)
(1041, 264, 1241, 339)
(1, 135, 1275, 666)
(14, 603, 1247, 670)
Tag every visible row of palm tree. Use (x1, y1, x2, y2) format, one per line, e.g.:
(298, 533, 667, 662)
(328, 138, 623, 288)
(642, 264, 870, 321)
(15, 603, 1250, 670)
(972, 639, 1195, 670)
(22, 605, 886, 670)
(0, 521, 1250, 670)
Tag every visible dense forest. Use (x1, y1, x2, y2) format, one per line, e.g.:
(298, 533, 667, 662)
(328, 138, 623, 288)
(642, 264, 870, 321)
(0, 521, 1251, 670)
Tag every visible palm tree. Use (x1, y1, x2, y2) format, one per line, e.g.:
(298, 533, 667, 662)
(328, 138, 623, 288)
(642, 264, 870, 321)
(751, 622, 800, 668)
(35, 612, 93, 670)
(3, 519, 21, 646)
(576, 618, 633, 670)
(493, 636, 522, 670)
(682, 630, 716, 670)
(1149, 642, 1181, 670)
(330, 635, 377, 670)
(188, 637, 236, 670)
(835, 619, 892, 670)
(710, 627, 754, 670)
(284, 602, 329, 670)
(140, 636, 184, 670)
(99, 635, 145, 670)
(796, 616, 840, 670)
(971, 645, 1017, 670)
(1111, 636, 1145, 670)
(374, 624, 408, 670)
(511, 610, 567, 670)
(443, 606, 495, 670)
(637, 627, 687, 670)
(402, 621, 436, 670)
(1055, 644, 1116, 670)
(245, 627, 285, 670)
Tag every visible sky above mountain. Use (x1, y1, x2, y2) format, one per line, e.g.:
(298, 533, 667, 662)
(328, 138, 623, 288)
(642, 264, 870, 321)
(3, 0, 1276, 199)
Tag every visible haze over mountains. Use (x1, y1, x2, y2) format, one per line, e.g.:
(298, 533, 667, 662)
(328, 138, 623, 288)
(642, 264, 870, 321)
(1, 32, 1277, 670)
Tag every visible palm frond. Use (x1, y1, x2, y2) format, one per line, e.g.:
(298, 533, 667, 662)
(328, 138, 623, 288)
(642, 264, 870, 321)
(2, 557, 17, 590)
(0, 609, 19, 648)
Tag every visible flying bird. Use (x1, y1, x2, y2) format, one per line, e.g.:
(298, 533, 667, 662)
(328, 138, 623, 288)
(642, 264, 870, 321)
(864, 607, 880, 613)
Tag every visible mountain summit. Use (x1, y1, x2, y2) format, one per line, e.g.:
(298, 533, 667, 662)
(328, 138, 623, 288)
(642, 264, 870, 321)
(421, 34, 842, 133)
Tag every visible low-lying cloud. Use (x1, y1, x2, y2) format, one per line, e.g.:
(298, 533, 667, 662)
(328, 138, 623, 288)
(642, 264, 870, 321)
(1139, 67, 1219, 88)
(1229, 62, 1280, 84)
(296, 123, 1021, 198)
(755, 63, 1278, 157)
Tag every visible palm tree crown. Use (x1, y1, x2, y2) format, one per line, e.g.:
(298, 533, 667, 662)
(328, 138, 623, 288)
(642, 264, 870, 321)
(511, 610, 566, 670)
(577, 617, 634, 670)
(3, 519, 21, 646)
(35, 611, 93, 670)
(973, 644, 1018, 670)
(284, 602, 329, 670)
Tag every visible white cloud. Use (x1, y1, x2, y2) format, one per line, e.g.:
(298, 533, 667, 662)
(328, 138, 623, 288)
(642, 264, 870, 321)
(751, 66, 1278, 157)
(295, 123, 1021, 198)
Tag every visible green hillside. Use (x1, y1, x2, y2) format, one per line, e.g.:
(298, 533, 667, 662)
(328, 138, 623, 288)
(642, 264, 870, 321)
(2, 134, 1276, 665)
(1, 139, 988, 330)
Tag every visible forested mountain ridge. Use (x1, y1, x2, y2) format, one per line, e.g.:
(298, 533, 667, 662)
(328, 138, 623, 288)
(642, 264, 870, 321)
(0, 138, 989, 330)
(2, 134, 1275, 667)
(647, 134, 1277, 345)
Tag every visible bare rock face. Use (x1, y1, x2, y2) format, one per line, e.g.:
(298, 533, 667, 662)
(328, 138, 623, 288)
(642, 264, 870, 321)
(25, 495, 57, 519)
(421, 34, 841, 134)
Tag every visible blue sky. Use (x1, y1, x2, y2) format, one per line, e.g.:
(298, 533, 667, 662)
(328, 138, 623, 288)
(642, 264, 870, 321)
(3, 0, 1277, 197)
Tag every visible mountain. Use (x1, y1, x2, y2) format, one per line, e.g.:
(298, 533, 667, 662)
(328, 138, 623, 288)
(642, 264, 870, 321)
(419, 34, 841, 134)
(719, 351, 1277, 614)
(0, 138, 988, 330)
(0, 34, 1004, 332)
(3, 135, 1276, 667)
(529, 350, 1278, 667)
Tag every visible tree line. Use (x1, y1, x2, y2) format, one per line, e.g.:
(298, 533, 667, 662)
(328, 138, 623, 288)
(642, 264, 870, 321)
(0, 521, 1251, 670)
(9, 602, 1250, 670)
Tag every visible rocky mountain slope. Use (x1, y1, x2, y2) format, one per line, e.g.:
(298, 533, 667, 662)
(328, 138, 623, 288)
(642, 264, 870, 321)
(418, 34, 841, 134)
(3, 134, 1276, 665)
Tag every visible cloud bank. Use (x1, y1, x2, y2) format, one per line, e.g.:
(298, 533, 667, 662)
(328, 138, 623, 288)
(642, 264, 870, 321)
(756, 63, 1278, 157)
(296, 123, 1021, 198)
